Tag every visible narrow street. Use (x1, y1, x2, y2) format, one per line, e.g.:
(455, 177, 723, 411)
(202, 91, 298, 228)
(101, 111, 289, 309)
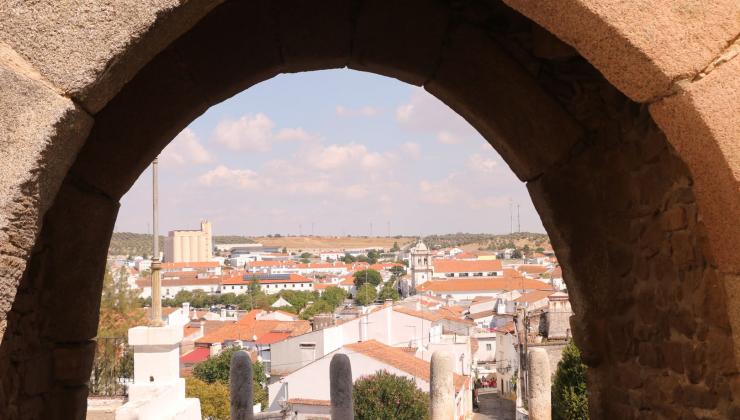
(473, 391, 516, 420)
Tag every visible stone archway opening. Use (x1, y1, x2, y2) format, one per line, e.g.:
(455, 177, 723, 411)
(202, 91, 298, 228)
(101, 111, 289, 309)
(0, 1, 737, 419)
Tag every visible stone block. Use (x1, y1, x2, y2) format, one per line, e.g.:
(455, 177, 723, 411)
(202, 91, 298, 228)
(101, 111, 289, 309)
(0, 0, 221, 112)
(650, 56, 740, 274)
(48, 385, 88, 420)
(660, 207, 687, 231)
(52, 341, 96, 386)
(276, 0, 351, 71)
(502, 0, 740, 101)
(427, 24, 583, 181)
(350, 0, 450, 85)
(36, 182, 118, 342)
(527, 348, 551, 420)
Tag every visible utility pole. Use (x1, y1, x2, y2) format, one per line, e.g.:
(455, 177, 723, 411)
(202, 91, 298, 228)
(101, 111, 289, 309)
(150, 157, 163, 326)
(517, 204, 521, 233)
(370, 222, 373, 237)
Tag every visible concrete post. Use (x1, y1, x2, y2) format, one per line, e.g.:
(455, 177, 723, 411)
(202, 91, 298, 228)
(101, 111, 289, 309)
(430, 351, 455, 420)
(528, 348, 551, 420)
(230, 350, 254, 420)
(150, 157, 163, 326)
(330, 353, 353, 420)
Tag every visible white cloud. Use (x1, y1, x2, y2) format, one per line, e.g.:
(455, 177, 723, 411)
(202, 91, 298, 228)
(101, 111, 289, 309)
(469, 154, 499, 173)
(160, 129, 213, 166)
(437, 131, 463, 145)
(213, 113, 316, 152)
(396, 89, 479, 145)
(305, 143, 392, 171)
(342, 184, 370, 200)
(198, 165, 261, 190)
(336, 105, 379, 117)
(400, 142, 421, 159)
(467, 195, 510, 210)
(419, 176, 462, 205)
(275, 127, 318, 142)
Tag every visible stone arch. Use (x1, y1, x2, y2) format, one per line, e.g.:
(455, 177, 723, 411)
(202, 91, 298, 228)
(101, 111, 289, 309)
(0, 1, 737, 418)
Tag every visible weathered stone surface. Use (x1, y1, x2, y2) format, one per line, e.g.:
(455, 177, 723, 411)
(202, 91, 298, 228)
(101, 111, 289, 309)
(427, 24, 584, 182)
(277, 0, 351, 71)
(650, 57, 740, 273)
(0, 0, 221, 112)
(0, 43, 92, 344)
(528, 348, 551, 420)
(230, 350, 254, 420)
(502, 0, 740, 102)
(52, 341, 96, 386)
(329, 353, 353, 420)
(37, 182, 119, 342)
(350, 0, 450, 85)
(430, 351, 454, 420)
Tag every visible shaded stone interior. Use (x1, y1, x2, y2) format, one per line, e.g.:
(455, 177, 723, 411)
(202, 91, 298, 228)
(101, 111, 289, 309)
(0, 1, 736, 419)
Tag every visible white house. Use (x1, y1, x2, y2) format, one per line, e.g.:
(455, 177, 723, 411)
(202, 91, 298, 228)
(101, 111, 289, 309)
(135, 276, 221, 299)
(472, 332, 497, 378)
(494, 323, 518, 396)
(267, 340, 471, 419)
(417, 274, 550, 301)
(432, 259, 504, 279)
(220, 273, 314, 295)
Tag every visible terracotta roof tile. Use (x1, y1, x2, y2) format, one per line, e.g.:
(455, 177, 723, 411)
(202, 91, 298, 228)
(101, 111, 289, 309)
(417, 277, 550, 293)
(514, 289, 556, 304)
(433, 259, 502, 273)
(345, 340, 467, 391)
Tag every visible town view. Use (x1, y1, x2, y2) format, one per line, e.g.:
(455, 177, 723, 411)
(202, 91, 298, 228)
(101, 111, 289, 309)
(89, 71, 585, 420)
(2, 3, 734, 420)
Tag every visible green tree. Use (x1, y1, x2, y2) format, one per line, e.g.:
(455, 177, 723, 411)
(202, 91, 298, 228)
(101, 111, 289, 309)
(379, 283, 400, 301)
(300, 252, 313, 259)
(552, 341, 589, 420)
(323, 286, 347, 308)
(94, 266, 147, 395)
(366, 250, 380, 264)
(186, 377, 230, 420)
(390, 242, 400, 252)
(300, 300, 334, 320)
(192, 347, 268, 410)
(355, 283, 377, 306)
(353, 269, 382, 288)
(389, 265, 406, 277)
(341, 253, 357, 263)
(354, 371, 430, 420)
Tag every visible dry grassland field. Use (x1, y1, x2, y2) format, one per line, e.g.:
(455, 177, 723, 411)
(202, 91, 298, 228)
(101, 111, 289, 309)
(253, 236, 414, 251)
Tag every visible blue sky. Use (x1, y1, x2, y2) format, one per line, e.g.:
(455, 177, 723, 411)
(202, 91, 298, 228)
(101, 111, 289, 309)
(115, 69, 544, 236)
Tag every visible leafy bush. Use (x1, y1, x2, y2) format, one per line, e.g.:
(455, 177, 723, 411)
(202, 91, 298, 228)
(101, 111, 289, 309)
(552, 341, 589, 420)
(192, 348, 268, 410)
(354, 371, 429, 420)
(355, 283, 377, 306)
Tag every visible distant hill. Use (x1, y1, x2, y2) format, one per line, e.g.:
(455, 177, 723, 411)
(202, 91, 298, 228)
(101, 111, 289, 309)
(422, 232, 550, 251)
(108, 232, 255, 257)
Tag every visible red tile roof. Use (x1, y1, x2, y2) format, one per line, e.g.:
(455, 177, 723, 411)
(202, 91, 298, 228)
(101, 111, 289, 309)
(417, 277, 550, 293)
(516, 265, 550, 275)
(180, 347, 210, 364)
(221, 273, 310, 286)
(393, 306, 443, 322)
(196, 310, 310, 345)
(345, 340, 467, 391)
(514, 289, 556, 304)
(433, 259, 502, 273)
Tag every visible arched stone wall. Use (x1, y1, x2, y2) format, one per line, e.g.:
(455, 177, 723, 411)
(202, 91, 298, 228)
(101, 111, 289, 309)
(0, 1, 737, 418)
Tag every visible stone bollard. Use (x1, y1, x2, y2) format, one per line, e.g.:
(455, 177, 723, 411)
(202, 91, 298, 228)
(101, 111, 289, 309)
(430, 351, 455, 420)
(528, 348, 551, 420)
(230, 350, 254, 420)
(330, 353, 354, 420)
